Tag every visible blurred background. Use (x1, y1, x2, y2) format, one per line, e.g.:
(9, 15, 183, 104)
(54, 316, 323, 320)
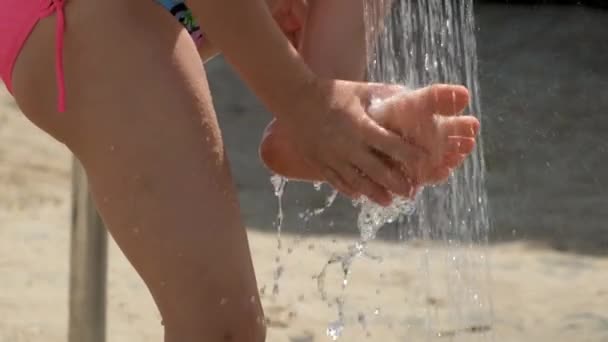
(0, 1, 606, 341)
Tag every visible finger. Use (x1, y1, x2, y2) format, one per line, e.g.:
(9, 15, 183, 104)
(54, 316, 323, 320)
(353, 148, 415, 197)
(442, 153, 467, 169)
(417, 84, 470, 116)
(396, 166, 419, 198)
(320, 166, 360, 200)
(443, 116, 480, 137)
(427, 167, 452, 185)
(335, 161, 392, 206)
(445, 136, 476, 154)
(374, 151, 420, 197)
(361, 118, 429, 165)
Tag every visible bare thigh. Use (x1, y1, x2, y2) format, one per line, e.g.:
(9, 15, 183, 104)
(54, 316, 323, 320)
(11, 0, 265, 341)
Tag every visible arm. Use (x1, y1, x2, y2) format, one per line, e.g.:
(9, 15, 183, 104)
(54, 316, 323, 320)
(185, 0, 319, 117)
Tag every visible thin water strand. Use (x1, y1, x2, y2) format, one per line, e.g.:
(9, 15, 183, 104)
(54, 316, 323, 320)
(364, 0, 494, 339)
(270, 175, 287, 296)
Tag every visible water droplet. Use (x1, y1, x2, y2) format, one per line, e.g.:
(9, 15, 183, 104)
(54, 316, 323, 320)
(220, 298, 228, 305)
(160, 281, 166, 287)
(109, 145, 115, 152)
(250, 295, 256, 303)
(270, 175, 286, 197)
(313, 182, 323, 191)
(326, 321, 344, 341)
(373, 308, 381, 315)
(132, 227, 140, 235)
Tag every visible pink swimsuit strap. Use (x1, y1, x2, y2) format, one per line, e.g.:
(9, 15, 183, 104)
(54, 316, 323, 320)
(41, 0, 67, 113)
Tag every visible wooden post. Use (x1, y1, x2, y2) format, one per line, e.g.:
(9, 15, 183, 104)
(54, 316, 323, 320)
(68, 158, 107, 342)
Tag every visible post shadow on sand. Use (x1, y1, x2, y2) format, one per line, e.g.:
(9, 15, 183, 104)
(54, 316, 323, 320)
(209, 3, 608, 256)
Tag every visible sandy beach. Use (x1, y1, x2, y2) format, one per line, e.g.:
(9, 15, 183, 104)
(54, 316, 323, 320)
(1, 3, 608, 342)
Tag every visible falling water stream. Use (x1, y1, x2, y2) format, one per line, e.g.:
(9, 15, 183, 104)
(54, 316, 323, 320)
(269, 0, 493, 340)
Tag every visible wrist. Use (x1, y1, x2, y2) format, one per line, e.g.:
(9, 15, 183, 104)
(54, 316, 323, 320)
(264, 63, 327, 121)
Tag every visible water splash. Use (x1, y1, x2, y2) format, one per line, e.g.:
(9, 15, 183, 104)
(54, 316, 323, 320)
(314, 240, 384, 340)
(299, 187, 339, 222)
(355, 196, 417, 241)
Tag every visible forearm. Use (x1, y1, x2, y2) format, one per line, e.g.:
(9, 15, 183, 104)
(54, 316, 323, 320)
(185, 0, 319, 116)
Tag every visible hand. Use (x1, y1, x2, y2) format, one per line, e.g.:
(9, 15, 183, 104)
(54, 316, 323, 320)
(274, 78, 429, 206)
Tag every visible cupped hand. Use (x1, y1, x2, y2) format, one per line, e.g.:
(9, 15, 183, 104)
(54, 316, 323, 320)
(274, 78, 429, 206)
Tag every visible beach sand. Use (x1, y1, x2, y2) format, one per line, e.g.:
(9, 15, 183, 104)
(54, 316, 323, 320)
(1, 3, 608, 342)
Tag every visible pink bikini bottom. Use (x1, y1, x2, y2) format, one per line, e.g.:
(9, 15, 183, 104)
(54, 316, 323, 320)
(0, 0, 203, 113)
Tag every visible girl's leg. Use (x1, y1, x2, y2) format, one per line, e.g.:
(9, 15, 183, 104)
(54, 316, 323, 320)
(298, 0, 368, 81)
(11, 0, 265, 341)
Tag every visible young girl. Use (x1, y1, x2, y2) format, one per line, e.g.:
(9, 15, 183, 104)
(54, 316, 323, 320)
(0, 0, 478, 341)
